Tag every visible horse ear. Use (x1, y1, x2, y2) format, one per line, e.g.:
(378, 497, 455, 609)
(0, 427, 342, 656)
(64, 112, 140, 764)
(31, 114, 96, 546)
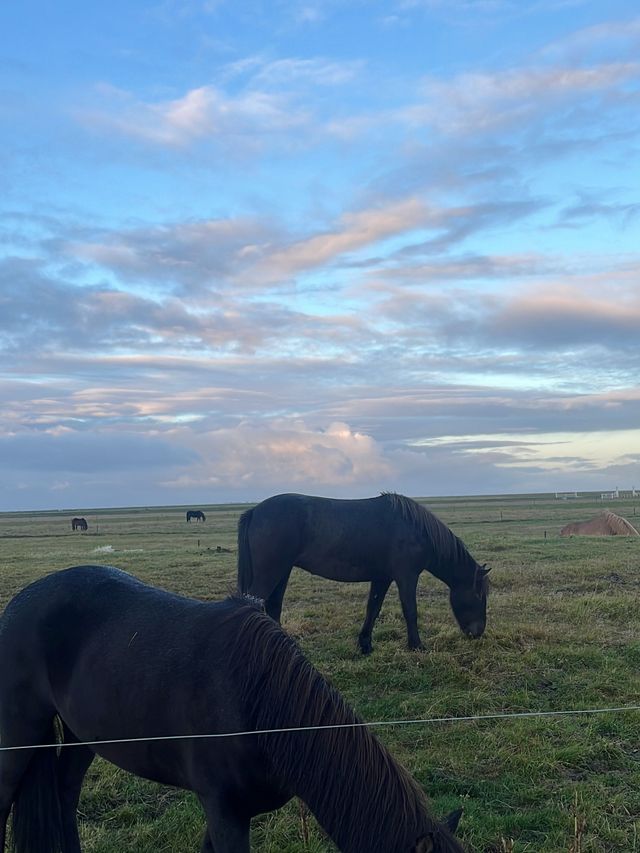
(414, 836, 434, 853)
(444, 807, 463, 833)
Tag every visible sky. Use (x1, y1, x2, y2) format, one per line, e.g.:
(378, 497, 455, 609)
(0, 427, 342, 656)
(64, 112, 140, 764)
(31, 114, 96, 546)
(1, 0, 639, 511)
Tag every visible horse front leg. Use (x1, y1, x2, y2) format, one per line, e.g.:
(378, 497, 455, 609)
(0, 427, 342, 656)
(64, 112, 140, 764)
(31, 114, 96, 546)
(395, 571, 424, 650)
(199, 795, 250, 853)
(358, 578, 391, 655)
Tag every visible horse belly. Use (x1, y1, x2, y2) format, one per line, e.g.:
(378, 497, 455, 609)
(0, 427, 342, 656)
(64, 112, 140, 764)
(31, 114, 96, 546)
(90, 740, 193, 789)
(297, 549, 382, 583)
(57, 683, 234, 792)
(53, 650, 228, 791)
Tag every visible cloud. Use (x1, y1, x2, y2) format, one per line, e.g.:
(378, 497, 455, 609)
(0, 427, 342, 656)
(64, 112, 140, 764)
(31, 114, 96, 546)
(67, 216, 279, 290)
(359, 18, 640, 202)
(402, 61, 640, 137)
(541, 14, 640, 59)
(557, 194, 640, 228)
(63, 195, 554, 295)
(261, 199, 432, 276)
(0, 256, 371, 360)
(225, 56, 363, 87)
(64, 198, 450, 290)
(368, 251, 556, 284)
(376, 273, 640, 356)
(78, 54, 361, 151)
(7, 414, 638, 511)
(161, 419, 392, 492)
(0, 418, 396, 510)
(80, 84, 310, 148)
(485, 285, 640, 349)
(0, 257, 216, 354)
(0, 430, 198, 474)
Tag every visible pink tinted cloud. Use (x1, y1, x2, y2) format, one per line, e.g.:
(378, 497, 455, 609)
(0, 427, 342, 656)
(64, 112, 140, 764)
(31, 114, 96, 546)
(406, 61, 640, 134)
(80, 84, 309, 148)
(67, 198, 437, 288)
(487, 284, 640, 347)
(161, 419, 392, 491)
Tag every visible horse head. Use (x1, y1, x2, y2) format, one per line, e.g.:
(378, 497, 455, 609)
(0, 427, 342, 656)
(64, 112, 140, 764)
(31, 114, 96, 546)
(449, 564, 490, 639)
(414, 809, 464, 852)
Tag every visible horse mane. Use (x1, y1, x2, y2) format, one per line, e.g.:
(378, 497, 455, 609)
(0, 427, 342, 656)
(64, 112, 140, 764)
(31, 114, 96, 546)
(603, 511, 640, 536)
(221, 597, 461, 853)
(381, 492, 487, 591)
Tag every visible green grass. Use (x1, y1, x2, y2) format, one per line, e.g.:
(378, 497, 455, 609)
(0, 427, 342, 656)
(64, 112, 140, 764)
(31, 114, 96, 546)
(1, 493, 639, 851)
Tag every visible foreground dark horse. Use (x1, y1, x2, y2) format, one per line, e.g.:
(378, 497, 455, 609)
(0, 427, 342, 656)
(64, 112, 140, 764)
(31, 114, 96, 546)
(238, 493, 490, 654)
(186, 509, 206, 522)
(70, 518, 87, 531)
(0, 566, 467, 853)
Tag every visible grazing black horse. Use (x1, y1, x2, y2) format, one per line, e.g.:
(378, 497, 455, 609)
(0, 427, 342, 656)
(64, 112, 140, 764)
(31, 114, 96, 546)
(238, 492, 490, 654)
(0, 566, 467, 853)
(186, 509, 206, 522)
(70, 517, 88, 531)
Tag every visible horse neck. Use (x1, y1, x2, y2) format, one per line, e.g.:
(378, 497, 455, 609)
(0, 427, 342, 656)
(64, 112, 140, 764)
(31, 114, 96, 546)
(228, 607, 435, 852)
(265, 708, 431, 852)
(421, 522, 478, 589)
(244, 645, 429, 849)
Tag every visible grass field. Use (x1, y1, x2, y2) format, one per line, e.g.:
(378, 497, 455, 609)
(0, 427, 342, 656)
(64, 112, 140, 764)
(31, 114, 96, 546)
(1, 493, 639, 852)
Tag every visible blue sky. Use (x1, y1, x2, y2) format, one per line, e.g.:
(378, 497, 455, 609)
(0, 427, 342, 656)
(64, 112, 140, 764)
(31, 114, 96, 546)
(1, 0, 639, 510)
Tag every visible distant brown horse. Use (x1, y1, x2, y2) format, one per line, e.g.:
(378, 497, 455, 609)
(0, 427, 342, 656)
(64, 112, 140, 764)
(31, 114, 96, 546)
(560, 511, 639, 537)
(71, 517, 88, 532)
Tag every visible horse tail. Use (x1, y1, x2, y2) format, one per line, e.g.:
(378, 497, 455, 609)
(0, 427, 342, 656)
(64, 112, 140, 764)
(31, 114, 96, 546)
(11, 721, 64, 853)
(237, 508, 254, 593)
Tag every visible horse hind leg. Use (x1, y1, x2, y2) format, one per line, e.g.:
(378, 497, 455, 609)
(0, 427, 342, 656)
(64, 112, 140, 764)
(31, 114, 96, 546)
(0, 747, 35, 852)
(245, 559, 293, 623)
(358, 578, 391, 655)
(0, 713, 63, 853)
(263, 570, 292, 623)
(56, 721, 95, 853)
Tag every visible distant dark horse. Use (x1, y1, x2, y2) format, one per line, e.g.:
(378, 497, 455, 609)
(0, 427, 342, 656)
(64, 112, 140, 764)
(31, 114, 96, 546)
(238, 493, 490, 654)
(0, 566, 466, 853)
(186, 510, 206, 523)
(70, 517, 88, 531)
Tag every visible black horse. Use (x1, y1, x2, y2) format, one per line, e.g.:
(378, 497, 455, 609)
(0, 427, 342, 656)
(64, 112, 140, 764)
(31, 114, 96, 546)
(186, 509, 206, 522)
(238, 492, 490, 654)
(70, 518, 87, 532)
(0, 566, 466, 853)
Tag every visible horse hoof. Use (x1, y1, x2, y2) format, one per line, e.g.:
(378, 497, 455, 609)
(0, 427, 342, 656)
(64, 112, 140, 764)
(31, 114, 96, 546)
(408, 643, 425, 652)
(358, 639, 372, 655)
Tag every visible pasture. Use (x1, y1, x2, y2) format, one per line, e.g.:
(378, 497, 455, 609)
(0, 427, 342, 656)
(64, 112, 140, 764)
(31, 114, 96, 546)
(1, 493, 639, 852)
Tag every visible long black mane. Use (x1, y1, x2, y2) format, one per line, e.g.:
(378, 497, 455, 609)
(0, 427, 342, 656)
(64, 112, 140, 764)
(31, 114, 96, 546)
(382, 492, 489, 592)
(222, 597, 462, 852)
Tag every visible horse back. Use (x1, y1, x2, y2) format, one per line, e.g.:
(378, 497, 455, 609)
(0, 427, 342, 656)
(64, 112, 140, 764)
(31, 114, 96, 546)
(245, 494, 422, 583)
(0, 567, 242, 742)
(0, 567, 294, 805)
